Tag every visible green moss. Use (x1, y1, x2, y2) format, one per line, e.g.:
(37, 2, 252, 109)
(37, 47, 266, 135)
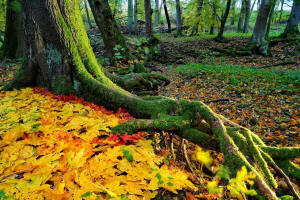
(51, 75, 75, 95)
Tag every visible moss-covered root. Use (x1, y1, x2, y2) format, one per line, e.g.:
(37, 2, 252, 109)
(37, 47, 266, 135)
(277, 160, 300, 183)
(111, 116, 190, 134)
(260, 146, 300, 160)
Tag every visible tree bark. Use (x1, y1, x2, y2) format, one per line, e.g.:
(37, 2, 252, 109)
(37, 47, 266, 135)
(155, 0, 159, 25)
(250, 0, 257, 14)
(144, 0, 153, 37)
(191, 0, 204, 35)
(281, 0, 300, 37)
(134, 0, 138, 29)
(128, 0, 133, 31)
(4, 1, 300, 199)
(0, 0, 23, 59)
(175, 0, 182, 35)
(250, 0, 273, 55)
(84, 0, 93, 29)
(163, 0, 171, 33)
(88, 0, 128, 58)
(243, 0, 251, 32)
(216, 0, 231, 40)
(266, 0, 276, 39)
(237, 0, 246, 32)
(230, 0, 236, 25)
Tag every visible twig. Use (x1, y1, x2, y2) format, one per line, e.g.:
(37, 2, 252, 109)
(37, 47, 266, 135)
(271, 163, 300, 200)
(205, 98, 229, 103)
(256, 61, 296, 69)
(170, 134, 176, 160)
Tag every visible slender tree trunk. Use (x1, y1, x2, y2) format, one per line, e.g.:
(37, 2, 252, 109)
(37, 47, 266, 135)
(250, 0, 273, 55)
(155, 0, 159, 25)
(237, 0, 246, 31)
(84, 0, 93, 29)
(281, 0, 300, 37)
(230, 0, 236, 25)
(210, 26, 214, 34)
(144, 0, 153, 37)
(216, 0, 231, 40)
(191, 0, 204, 35)
(257, 0, 261, 9)
(163, 0, 171, 33)
(134, 0, 138, 24)
(0, 0, 23, 59)
(158, 1, 163, 23)
(128, 0, 133, 31)
(278, 0, 284, 23)
(250, 0, 257, 14)
(0, 0, 5, 32)
(175, 0, 182, 35)
(266, 0, 276, 39)
(243, 0, 251, 32)
(5, 2, 298, 199)
(88, 0, 128, 58)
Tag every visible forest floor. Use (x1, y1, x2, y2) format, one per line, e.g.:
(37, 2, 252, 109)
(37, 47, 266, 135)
(0, 31, 299, 199)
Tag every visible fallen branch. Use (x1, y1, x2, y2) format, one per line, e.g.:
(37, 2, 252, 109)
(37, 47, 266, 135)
(256, 61, 296, 68)
(205, 98, 229, 103)
(211, 47, 252, 56)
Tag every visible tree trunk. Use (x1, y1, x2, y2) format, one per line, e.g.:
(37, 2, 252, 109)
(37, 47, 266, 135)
(175, 0, 182, 35)
(230, 0, 236, 25)
(191, 0, 204, 35)
(84, 0, 93, 29)
(250, 0, 257, 14)
(158, 1, 163, 24)
(5, 1, 300, 200)
(155, 0, 159, 26)
(128, 0, 133, 32)
(134, 0, 138, 25)
(144, 0, 153, 37)
(237, 0, 246, 32)
(0, 0, 23, 59)
(88, 0, 128, 58)
(163, 0, 171, 33)
(216, 0, 231, 40)
(243, 0, 251, 32)
(278, 0, 284, 23)
(210, 26, 214, 34)
(250, 0, 273, 55)
(265, 0, 276, 39)
(281, 0, 300, 37)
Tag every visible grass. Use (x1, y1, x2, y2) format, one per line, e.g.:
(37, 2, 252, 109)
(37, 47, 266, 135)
(174, 64, 300, 95)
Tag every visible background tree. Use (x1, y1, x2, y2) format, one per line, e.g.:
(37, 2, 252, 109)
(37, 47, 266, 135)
(237, 0, 246, 32)
(163, 0, 171, 33)
(190, 0, 204, 35)
(0, 0, 23, 59)
(144, 0, 153, 36)
(230, 0, 236, 25)
(216, 0, 231, 41)
(280, 0, 300, 37)
(84, 0, 93, 29)
(265, 0, 277, 38)
(5, 1, 300, 199)
(175, 0, 182, 35)
(155, 0, 159, 25)
(88, 0, 128, 58)
(134, 0, 138, 25)
(249, 0, 273, 55)
(243, 0, 250, 32)
(128, 0, 134, 32)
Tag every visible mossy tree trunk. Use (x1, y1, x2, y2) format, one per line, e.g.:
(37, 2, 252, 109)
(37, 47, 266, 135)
(175, 0, 182, 35)
(144, 0, 153, 37)
(134, 0, 138, 25)
(243, 0, 250, 33)
(0, 0, 23, 59)
(216, 0, 231, 41)
(128, 0, 133, 32)
(230, 0, 236, 25)
(88, 0, 128, 58)
(281, 0, 300, 37)
(155, 0, 159, 26)
(5, 0, 300, 199)
(249, 0, 273, 55)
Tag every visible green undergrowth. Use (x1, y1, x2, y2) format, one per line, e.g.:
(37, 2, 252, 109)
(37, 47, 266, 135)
(174, 64, 300, 95)
(161, 32, 281, 43)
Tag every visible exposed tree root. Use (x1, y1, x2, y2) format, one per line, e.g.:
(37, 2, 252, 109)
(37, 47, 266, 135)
(256, 60, 296, 68)
(211, 47, 252, 56)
